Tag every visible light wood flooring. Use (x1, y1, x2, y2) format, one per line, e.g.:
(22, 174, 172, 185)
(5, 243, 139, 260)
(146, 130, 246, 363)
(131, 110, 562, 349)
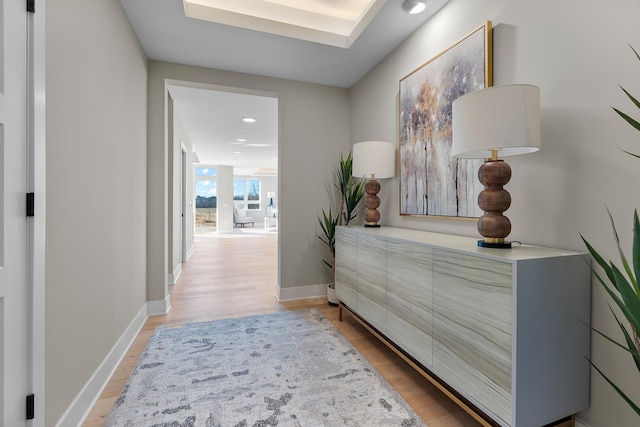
(83, 226, 479, 427)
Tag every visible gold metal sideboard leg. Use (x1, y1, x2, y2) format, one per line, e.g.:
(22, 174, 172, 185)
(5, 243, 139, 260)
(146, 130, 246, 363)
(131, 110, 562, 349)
(545, 414, 575, 427)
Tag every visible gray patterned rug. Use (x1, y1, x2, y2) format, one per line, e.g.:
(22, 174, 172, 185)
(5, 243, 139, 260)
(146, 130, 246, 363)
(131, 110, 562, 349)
(105, 309, 426, 427)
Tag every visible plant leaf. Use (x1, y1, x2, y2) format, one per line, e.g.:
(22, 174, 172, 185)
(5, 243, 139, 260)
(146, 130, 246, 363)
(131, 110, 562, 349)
(336, 151, 365, 226)
(620, 85, 640, 111)
(610, 307, 640, 371)
(591, 262, 640, 338)
(581, 233, 616, 286)
(317, 208, 337, 254)
(611, 263, 640, 334)
(620, 149, 640, 159)
(613, 107, 640, 132)
(631, 44, 640, 62)
(588, 320, 640, 359)
(344, 178, 365, 224)
(634, 210, 640, 289)
(574, 311, 640, 358)
(607, 207, 640, 293)
(588, 358, 640, 416)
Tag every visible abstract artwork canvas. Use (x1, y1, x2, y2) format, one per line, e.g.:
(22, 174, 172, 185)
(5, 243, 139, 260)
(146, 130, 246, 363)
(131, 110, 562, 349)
(399, 22, 492, 217)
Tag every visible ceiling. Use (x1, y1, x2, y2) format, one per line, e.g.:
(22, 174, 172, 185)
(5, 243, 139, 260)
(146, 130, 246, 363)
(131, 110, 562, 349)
(168, 85, 279, 176)
(120, 0, 450, 173)
(182, 0, 387, 49)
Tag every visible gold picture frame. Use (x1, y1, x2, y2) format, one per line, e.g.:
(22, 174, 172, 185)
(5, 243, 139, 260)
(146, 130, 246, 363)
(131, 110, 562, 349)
(399, 21, 493, 218)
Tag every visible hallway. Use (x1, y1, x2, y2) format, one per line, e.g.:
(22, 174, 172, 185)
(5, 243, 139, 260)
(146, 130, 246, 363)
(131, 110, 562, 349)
(83, 228, 478, 426)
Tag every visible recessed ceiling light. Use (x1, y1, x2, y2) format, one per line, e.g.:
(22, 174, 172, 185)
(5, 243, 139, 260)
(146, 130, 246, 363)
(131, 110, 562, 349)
(245, 143, 270, 147)
(233, 151, 243, 155)
(242, 117, 256, 123)
(236, 138, 248, 142)
(402, 0, 427, 14)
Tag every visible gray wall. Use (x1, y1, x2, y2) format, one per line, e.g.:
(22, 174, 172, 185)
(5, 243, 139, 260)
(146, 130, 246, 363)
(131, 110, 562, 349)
(169, 108, 196, 279)
(45, 0, 148, 425)
(349, 0, 640, 425)
(148, 61, 350, 303)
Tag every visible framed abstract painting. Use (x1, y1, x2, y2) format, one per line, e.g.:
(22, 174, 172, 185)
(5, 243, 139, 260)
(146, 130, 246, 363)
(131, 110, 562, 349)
(399, 21, 492, 218)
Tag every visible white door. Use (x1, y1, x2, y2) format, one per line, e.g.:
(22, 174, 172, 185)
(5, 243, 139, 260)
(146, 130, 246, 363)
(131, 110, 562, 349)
(0, 0, 31, 426)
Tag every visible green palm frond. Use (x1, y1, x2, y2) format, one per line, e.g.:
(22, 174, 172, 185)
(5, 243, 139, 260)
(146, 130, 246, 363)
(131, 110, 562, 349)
(586, 309, 640, 361)
(335, 151, 365, 225)
(611, 45, 640, 155)
(587, 359, 640, 416)
(583, 45, 640, 415)
(613, 107, 640, 133)
(607, 206, 639, 293)
(317, 208, 338, 269)
(633, 211, 640, 287)
(610, 307, 640, 372)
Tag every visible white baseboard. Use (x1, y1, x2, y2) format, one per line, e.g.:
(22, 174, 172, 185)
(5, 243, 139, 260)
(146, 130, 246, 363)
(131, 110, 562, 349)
(56, 304, 148, 427)
(276, 283, 327, 302)
(167, 263, 182, 285)
(147, 294, 171, 316)
(576, 419, 589, 427)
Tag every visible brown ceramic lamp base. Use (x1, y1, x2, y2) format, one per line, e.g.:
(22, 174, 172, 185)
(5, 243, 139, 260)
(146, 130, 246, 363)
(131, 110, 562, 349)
(364, 178, 381, 227)
(477, 158, 512, 248)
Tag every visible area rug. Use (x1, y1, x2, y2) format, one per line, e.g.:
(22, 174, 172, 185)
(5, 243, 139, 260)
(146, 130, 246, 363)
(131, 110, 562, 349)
(105, 309, 426, 427)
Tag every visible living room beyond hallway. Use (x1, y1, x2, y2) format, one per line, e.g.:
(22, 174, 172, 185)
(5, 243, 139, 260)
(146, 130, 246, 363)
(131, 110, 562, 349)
(82, 226, 479, 426)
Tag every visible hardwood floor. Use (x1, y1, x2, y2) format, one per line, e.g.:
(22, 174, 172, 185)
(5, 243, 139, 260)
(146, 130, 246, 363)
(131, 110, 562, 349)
(82, 226, 479, 427)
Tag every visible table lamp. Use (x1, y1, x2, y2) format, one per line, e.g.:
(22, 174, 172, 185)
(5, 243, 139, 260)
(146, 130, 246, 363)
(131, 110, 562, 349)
(452, 84, 541, 248)
(352, 141, 396, 227)
(266, 192, 276, 217)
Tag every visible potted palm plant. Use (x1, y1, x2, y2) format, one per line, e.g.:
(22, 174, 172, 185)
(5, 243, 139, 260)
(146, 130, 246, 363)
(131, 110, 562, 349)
(318, 151, 365, 306)
(581, 45, 640, 416)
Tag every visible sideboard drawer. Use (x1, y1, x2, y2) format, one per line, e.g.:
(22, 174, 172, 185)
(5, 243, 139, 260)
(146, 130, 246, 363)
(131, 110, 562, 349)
(432, 249, 513, 425)
(356, 233, 387, 333)
(386, 237, 433, 367)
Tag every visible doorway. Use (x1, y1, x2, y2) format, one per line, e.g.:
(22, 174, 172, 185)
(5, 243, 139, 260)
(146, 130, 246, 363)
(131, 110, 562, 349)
(167, 83, 279, 292)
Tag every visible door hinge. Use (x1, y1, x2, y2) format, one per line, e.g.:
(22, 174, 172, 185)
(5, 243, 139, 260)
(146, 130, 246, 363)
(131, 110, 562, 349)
(27, 0, 35, 13)
(26, 192, 35, 217)
(26, 394, 35, 420)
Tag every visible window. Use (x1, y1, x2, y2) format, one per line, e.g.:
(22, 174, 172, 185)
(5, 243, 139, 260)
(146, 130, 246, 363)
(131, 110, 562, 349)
(195, 167, 218, 208)
(195, 167, 217, 177)
(195, 180, 217, 208)
(195, 167, 218, 227)
(234, 178, 261, 210)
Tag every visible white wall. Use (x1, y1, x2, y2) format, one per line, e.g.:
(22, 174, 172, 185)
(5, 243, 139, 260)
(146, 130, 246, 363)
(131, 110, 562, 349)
(148, 62, 350, 303)
(45, 0, 148, 425)
(217, 165, 235, 232)
(349, 0, 640, 425)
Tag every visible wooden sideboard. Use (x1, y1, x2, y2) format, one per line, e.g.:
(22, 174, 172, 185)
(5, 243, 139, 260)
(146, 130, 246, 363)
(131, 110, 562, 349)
(335, 226, 591, 427)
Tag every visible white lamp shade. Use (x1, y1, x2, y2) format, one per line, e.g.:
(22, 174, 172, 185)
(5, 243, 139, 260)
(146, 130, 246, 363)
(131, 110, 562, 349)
(352, 141, 396, 179)
(452, 84, 541, 159)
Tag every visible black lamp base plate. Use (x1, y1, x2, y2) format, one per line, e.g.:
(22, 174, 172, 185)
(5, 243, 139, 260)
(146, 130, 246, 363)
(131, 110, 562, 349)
(478, 240, 512, 249)
(364, 224, 381, 228)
